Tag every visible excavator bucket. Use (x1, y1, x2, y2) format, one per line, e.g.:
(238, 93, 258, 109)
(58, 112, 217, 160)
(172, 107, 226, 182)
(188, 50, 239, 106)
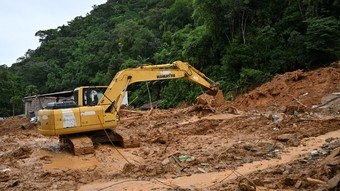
(196, 89, 224, 107)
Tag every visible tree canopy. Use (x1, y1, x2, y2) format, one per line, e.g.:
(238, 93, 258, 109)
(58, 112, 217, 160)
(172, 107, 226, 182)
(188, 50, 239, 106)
(1, 0, 339, 116)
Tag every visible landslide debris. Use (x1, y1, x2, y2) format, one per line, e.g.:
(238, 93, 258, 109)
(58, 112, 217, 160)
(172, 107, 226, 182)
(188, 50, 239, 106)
(0, 66, 339, 190)
(229, 67, 340, 113)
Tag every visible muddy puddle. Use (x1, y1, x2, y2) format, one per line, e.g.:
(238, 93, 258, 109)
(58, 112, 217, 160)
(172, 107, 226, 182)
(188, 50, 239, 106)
(38, 150, 99, 171)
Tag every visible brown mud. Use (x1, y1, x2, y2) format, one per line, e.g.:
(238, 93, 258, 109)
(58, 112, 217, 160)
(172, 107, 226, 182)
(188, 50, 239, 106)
(0, 66, 339, 190)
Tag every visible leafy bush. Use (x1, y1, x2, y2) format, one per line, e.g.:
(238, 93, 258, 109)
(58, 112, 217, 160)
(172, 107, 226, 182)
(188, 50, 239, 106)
(237, 68, 272, 93)
(160, 79, 202, 108)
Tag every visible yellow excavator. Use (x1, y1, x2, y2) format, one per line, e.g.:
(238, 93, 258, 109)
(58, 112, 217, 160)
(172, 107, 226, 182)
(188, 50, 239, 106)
(37, 61, 224, 155)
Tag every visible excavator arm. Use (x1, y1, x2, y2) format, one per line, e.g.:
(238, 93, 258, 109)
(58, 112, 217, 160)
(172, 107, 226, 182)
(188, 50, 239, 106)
(98, 61, 219, 114)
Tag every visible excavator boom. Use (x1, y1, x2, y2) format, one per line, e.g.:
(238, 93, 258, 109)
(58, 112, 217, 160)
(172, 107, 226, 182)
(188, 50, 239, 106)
(99, 61, 217, 114)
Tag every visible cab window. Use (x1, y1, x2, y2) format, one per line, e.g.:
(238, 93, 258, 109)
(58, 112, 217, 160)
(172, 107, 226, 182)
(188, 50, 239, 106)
(83, 88, 105, 106)
(73, 89, 79, 105)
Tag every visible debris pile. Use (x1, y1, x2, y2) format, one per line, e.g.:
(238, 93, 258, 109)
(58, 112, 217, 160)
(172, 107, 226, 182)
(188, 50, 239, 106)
(230, 67, 340, 113)
(244, 140, 340, 191)
(0, 66, 339, 190)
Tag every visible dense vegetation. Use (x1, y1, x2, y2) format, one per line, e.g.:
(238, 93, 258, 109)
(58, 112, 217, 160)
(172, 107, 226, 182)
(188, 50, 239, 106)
(1, 0, 339, 116)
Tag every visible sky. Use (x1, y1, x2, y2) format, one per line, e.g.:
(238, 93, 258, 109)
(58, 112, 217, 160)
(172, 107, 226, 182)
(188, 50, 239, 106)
(0, 0, 107, 66)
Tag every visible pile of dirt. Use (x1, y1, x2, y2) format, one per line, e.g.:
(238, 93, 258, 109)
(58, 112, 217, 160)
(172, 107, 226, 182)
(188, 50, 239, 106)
(230, 67, 340, 113)
(0, 117, 29, 136)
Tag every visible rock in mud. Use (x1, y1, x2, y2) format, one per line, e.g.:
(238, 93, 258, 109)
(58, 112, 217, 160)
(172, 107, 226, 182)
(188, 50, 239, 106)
(197, 167, 207, 173)
(238, 177, 256, 191)
(243, 143, 260, 152)
(310, 150, 320, 157)
(294, 180, 303, 188)
(0, 169, 10, 182)
(161, 158, 171, 166)
(276, 134, 296, 142)
(325, 137, 336, 143)
(10, 180, 19, 187)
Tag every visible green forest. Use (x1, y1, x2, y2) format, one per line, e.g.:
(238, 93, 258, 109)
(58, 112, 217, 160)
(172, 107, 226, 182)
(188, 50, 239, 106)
(1, 0, 339, 116)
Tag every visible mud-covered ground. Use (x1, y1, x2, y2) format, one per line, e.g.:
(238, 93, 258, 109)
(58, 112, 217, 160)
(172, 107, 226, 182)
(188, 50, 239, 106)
(0, 65, 339, 190)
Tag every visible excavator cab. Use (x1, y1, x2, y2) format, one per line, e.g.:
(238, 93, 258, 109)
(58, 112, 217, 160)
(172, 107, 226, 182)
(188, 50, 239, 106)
(73, 86, 107, 107)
